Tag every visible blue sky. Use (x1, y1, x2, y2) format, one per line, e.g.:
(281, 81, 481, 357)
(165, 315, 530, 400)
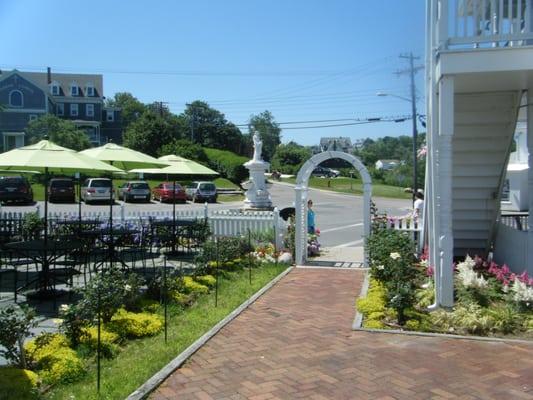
(0, 0, 426, 145)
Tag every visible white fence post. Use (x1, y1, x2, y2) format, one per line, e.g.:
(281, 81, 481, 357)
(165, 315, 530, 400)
(273, 207, 282, 251)
(120, 204, 125, 223)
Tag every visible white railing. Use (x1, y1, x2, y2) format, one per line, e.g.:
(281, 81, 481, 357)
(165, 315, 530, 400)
(387, 217, 424, 252)
(0, 206, 286, 250)
(436, 0, 533, 49)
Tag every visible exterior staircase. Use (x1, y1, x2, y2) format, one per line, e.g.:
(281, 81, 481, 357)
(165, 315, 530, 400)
(452, 92, 521, 257)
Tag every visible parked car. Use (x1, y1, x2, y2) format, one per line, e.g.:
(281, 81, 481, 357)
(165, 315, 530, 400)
(311, 166, 340, 178)
(186, 181, 218, 203)
(152, 182, 187, 203)
(117, 181, 151, 203)
(48, 178, 75, 203)
(81, 178, 114, 204)
(0, 176, 33, 205)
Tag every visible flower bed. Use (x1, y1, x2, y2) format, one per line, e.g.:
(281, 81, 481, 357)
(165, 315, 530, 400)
(0, 235, 292, 400)
(357, 227, 533, 339)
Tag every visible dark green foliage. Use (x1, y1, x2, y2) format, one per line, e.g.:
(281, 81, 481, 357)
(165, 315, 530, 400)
(77, 268, 144, 323)
(25, 114, 91, 151)
(196, 236, 253, 265)
(160, 139, 209, 162)
(204, 148, 249, 184)
(21, 213, 44, 240)
(271, 142, 312, 175)
(0, 306, 37, 368)
(105, 92, 147, 129)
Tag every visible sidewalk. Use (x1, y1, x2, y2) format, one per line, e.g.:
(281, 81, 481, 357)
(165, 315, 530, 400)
(151, 268, 533, 400)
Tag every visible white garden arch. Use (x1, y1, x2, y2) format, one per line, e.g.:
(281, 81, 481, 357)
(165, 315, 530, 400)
(294, 151, 372, 266)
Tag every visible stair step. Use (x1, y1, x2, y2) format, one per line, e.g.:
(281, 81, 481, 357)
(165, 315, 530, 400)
(453, 230, 491, 240)
(453, 199, 496, 211)
(454, 210, 494, 220)
(453, 176, 501, 188)
(454, 153, 507, 164)
(453, 188, 495, 200)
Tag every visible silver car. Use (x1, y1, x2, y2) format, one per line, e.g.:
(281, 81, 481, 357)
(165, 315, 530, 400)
(117, 181, 151, 203)
(81, 178, 114, 204)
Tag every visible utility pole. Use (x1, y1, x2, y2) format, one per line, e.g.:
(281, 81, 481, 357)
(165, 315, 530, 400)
(190, 107, 195, 142)
(396, 53, 423, 203)
(154, 101, 168, 117)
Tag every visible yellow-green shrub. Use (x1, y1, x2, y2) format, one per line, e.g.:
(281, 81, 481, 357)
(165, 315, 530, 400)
(356, 279, 387, 314)
(24, 333, 84, 384)
(172, 291, 196, 307)
(107, 309, 163, 338)
(195, 275, 216, 288)
(138, 298, 160, 314)
(182, 277, 209, 295)
(363, 319, 386, 329)
(79, 326, 120, 358)
(0, 367, 39, 400)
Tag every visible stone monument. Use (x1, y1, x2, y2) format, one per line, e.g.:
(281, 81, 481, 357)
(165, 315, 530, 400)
(243, 133, 273, 210)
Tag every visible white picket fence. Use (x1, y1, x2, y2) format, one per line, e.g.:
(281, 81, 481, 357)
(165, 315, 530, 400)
(387, 217, 424, 253)
(0, 205, 286, 250)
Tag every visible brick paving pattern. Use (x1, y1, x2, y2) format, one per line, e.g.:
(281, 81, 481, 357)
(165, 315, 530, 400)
(151, 268, 533, 400)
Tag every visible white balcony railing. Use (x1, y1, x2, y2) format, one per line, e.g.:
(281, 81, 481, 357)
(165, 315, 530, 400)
(435, 0, 533, 49)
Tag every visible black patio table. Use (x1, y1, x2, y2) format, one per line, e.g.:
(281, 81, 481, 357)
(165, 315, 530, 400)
(80, 226, 141, 269)
(4, 238, 83, 294)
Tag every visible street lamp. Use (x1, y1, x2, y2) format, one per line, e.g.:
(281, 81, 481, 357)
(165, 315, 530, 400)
(377, 91, 419, 203)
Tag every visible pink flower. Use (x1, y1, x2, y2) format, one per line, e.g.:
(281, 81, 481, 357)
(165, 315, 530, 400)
(426, 265, 434, 277)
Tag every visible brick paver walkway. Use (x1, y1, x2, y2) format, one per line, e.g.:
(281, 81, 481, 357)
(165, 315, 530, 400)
(152, 268, 533, 400)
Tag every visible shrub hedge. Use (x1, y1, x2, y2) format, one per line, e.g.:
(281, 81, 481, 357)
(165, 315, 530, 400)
(0, 367, 39, 400)
(205, 148, 248, 184)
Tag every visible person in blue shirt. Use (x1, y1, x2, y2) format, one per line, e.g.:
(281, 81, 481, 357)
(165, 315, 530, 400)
(307, 199, 316, 234)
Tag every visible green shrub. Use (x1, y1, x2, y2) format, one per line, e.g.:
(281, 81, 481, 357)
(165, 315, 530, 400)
(362, 319, 386, 329)
(0, 305, 37, 368)
(138, 298, 161, 314)
(0, 367, 39, 400)
(205, 148, 248, 184)
(196, 237, 253, 266)
(182, 276, 209, 295)
(25, 333, 85, 384)
(171, 292, 196, 307)
(107, 309, 163, 339)
(356, 279, 387, 315)
(79, 327, 120, 358)
(195, 275, 216, 288)
(486, 305, 523, 335)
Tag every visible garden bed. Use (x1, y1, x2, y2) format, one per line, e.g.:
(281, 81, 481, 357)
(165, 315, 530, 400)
(0, 237, 291, 400)
(355, 225, 533, 342)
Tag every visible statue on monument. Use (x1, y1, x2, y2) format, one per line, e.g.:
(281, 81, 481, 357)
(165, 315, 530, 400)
(252, 132, 263, 162)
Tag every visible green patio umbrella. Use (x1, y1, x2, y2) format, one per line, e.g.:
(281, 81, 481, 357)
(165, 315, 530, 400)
(0, 139, 124, 234)
(130, 155, 218, 249)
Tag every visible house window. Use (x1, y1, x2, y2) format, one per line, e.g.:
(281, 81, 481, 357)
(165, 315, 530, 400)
(70, 103, 79, 117)
(86, 103, 94, 117)
(51, 82, 60, 95)
(70, 84, 79, 96)
(86, 85, 95, 97)
(9, 90, 23, 107)
(29, 114, 38, 122)
(57, 103, 64, 116)
(106, 110, 114, 122)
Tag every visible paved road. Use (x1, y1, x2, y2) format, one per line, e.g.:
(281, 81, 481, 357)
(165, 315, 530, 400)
(152, 268, 533, 400)
(0, 183, 410, 247)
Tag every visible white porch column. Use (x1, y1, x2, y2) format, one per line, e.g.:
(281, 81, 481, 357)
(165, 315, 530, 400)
(527, 89, 533, 272)
(438, 75, 455, 307)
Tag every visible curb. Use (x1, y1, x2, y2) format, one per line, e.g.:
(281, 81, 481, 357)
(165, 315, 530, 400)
(126, 266, 293, 400)
(352, 272, 533, 345)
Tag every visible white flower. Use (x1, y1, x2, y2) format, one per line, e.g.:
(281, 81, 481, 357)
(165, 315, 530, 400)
(124, 284, 132, 292)
(456, 259, 487, 289)
(52, 318, 64, 325)
(59, 304, 70, 313)
(376, 265, 385, 270)
(390, 252, 401, 260)
(510, 280, 533, 303)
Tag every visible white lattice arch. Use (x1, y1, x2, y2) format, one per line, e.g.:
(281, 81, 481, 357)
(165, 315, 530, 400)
(294, 151, 372, 266)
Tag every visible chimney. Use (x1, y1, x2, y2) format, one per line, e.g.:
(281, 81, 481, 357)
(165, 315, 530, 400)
(47, 67, 51, 84)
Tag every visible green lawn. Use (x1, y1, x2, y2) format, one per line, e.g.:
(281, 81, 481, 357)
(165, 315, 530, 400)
(281, 176, 411, 199)
(45, 263, 287, 400)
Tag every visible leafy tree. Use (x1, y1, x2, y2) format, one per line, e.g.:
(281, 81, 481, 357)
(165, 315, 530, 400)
(26, 114, 91, 151)
(123, 111, 184, 156)
(271, 142, 312, 175)
(105, 92, 146, 129)
(160, 139, 208, 163)
(248, 111, 281, 161)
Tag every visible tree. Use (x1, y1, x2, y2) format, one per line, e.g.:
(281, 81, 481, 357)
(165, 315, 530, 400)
(271, 142, 312, 175)
(248, 111, 281, 161)
(160, 139, 208, 163)
(123, 111, 184, 156)
(26, 114, 91, 151)
(105, 92, 146, 129)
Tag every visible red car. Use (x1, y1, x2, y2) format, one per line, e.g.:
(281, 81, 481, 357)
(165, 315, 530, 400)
(152, 182, 187, 203)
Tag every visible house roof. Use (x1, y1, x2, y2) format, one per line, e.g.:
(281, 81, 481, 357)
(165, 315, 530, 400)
(0, 70, 103, 99)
